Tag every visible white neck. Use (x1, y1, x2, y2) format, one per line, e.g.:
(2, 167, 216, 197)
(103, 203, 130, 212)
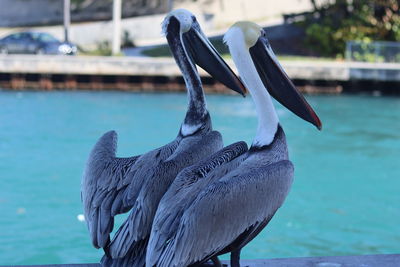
(225, 28, 279, 146)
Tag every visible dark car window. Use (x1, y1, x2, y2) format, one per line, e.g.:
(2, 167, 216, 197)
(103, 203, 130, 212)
(4, 33, 22, 41)
(20, 33, 32, 40)
(5, 33, 31, 41)
(34, 33, 59, 43)
(30, 32, 40, 41)
(3, 34, 13, 41)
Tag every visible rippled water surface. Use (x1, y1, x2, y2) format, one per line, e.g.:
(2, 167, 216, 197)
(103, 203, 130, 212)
(1, 91, 399, 265)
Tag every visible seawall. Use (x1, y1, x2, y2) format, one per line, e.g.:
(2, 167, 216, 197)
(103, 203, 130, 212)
(1, 55, 399, 94)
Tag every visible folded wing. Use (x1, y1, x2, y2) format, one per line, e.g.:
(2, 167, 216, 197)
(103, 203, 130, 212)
(81, 130, 178, 249)
(150, 160, 294, 267)
(147, 141, 248, 266)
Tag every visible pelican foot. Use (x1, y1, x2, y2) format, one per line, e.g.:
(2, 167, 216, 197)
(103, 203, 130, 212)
(195, 257, 222, 267)
(195, 262, 217, 267)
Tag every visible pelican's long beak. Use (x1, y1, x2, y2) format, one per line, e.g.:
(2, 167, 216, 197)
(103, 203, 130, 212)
(249, 36, 322, 129)
(167, 16, 246, 96)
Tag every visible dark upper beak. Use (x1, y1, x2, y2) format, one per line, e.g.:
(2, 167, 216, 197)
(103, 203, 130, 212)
(249, 36, 322, 130)
(167, 16, 246, 96)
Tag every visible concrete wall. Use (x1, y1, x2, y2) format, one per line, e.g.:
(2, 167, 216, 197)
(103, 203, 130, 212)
(3, 54, 400, 83)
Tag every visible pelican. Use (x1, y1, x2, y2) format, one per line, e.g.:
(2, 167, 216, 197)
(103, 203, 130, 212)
(146, 21, 322, 267)
(81, 9, 246, 266)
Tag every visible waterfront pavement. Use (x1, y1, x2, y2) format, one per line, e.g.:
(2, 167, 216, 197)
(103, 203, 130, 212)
(2, 254, 399, 266)
(1, 55, 399, 93)
(1, 54, 400, 82)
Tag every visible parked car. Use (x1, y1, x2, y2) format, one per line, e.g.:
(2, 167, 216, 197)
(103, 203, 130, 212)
(0, 31, 77, 55)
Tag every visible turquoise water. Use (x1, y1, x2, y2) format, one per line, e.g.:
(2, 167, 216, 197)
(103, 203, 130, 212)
(0, 91, 399, 265)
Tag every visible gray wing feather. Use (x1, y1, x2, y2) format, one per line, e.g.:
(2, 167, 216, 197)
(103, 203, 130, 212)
(107, 131, 223, 259)
(101, 239, 147, 267)
(121, 138, 180, 208)
(150, 160, 294, 267)
(82, 131, 140, 248)
(147, 141, 248, 264)
(82, 130, 179, 249)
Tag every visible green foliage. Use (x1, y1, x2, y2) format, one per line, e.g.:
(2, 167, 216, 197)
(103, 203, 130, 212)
(95, 40, 112, 56)
(78, 40, 113, 56)
(71, 0, 86, 10)
(352, 51, 385, 62)
(300, 0, 400, 57)
(141, 45, 171, 57)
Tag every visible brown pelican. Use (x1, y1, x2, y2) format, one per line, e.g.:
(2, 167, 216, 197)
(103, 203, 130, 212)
(81, 9, 246, 267)
(146, 21, 322, 267)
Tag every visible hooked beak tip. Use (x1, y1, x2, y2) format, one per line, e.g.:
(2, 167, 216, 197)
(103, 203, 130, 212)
(314, 116, 322, 130)
(238, 87, 247, 97)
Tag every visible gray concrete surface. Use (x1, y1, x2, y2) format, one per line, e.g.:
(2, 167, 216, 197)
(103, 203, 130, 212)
(2, 254, 399, 267)
(1, 55, 400, 82)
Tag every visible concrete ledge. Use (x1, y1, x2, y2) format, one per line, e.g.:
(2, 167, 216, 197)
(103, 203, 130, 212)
(2, 254, 399, 267)
(0, 55, 183, 76)
(1, 55, 400, 82)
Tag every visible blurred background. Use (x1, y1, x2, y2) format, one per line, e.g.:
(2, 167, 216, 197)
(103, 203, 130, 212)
(0, 0, 399, 265)
(0, 0, 399, 60)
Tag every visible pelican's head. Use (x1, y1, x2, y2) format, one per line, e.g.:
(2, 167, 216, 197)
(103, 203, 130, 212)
(162, 9, 246, 96)
(224, 21, 322, 130)
(225, 21, 263, 49)
(162, 9, 195, 35)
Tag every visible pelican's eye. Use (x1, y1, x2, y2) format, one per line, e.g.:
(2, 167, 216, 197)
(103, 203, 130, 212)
(261, 30, 267, 38)
(260, 30, 271, 47)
